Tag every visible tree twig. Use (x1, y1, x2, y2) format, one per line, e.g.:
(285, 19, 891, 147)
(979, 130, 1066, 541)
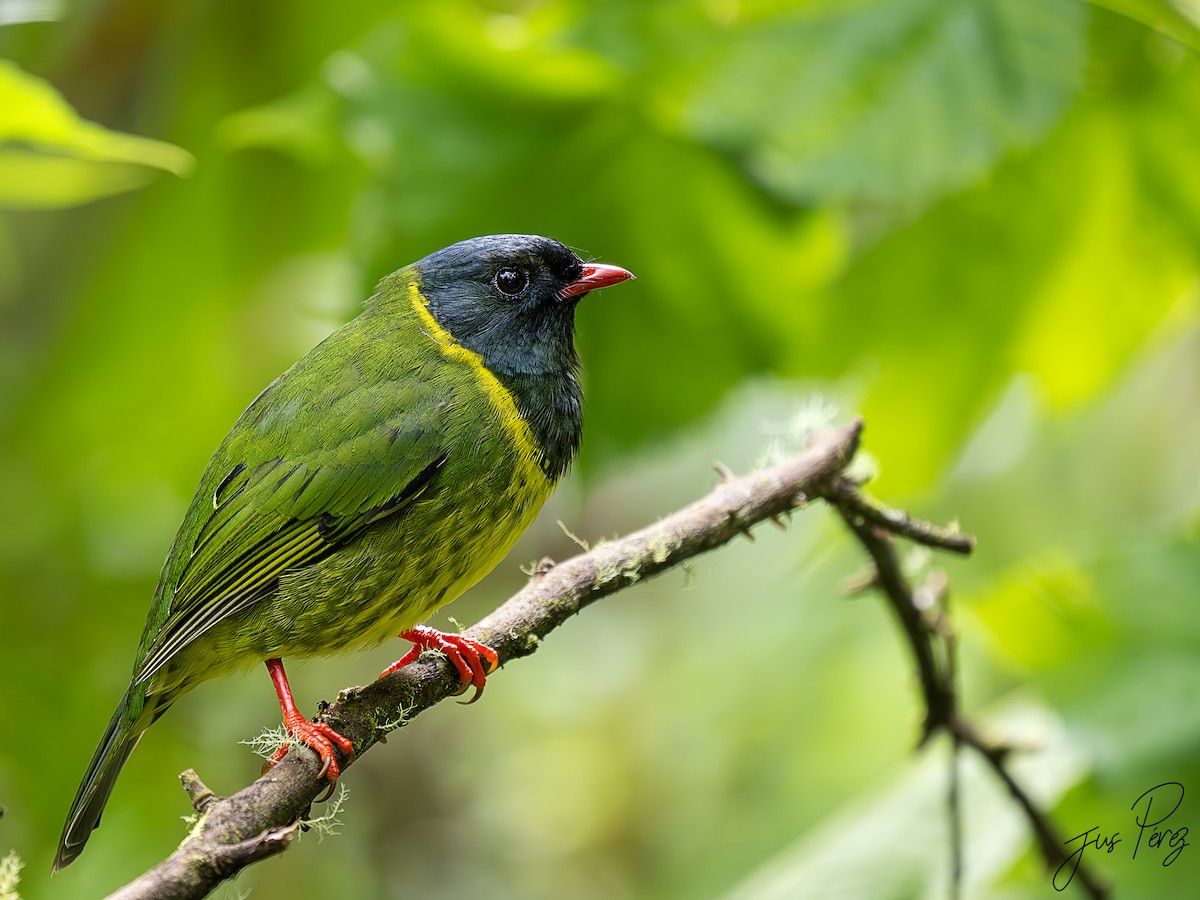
(108, 420, 862, 899)
(816, 481, 1110, 900)
(107, 418, 1104, 900)
(821, 475, 976, 554)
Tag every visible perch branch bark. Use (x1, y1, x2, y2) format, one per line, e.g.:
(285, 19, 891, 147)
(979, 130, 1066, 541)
(108, 421, 860, 899)
(107, 419, 1103, 900)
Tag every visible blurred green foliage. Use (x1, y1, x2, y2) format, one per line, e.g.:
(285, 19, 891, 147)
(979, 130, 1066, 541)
(2, 0, 1200, 897)
(0, 58, 192, 207)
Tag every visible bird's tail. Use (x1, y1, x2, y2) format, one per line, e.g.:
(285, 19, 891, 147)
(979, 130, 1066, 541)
(52, 684, 166, 872)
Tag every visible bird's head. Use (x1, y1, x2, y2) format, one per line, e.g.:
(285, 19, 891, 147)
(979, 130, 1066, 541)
(408, 234, 633, 377)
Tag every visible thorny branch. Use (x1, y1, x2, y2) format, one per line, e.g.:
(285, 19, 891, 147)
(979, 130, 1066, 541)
(102, 420, 1104, 899)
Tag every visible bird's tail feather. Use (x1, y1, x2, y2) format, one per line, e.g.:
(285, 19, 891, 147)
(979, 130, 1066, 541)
(52, 685, 165, 872)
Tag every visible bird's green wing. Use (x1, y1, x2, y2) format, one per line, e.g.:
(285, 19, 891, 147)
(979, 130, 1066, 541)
(133, 371, 450, 684)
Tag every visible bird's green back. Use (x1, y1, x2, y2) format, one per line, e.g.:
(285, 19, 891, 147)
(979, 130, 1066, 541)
(133, 267, 555, 697)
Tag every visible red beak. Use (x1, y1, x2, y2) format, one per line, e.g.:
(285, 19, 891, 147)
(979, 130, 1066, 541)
(559, 263, 635, 301)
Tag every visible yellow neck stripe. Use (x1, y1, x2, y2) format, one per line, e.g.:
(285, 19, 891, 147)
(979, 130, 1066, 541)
(408, 282, 550, 484)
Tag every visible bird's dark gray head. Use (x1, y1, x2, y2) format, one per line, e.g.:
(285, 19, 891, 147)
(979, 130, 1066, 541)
(413, 234, 631, 378)
(408, 234, 633, 480)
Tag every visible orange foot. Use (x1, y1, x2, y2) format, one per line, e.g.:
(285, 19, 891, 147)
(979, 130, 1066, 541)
(264, 658, 356, 799)
(379, 625, 500, 704)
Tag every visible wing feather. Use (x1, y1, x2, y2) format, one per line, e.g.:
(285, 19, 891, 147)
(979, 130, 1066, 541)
(134, 374, 451, 684)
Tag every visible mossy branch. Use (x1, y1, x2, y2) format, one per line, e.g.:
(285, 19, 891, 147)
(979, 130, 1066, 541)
(103, 420, 856, 898)
(104, 419, 1098, 899)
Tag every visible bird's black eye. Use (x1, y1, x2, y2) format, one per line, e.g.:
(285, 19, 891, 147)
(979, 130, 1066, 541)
(494, 268, 528, 296)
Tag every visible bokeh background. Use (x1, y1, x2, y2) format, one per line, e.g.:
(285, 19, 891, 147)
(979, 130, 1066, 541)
(3, 0, 1200, 897)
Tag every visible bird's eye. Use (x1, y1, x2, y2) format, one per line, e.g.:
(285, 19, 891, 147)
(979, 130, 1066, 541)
(494, 268, 528, 296)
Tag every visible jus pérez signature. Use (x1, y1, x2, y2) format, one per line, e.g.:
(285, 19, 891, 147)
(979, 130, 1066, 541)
(1054, 782, 1190, 891)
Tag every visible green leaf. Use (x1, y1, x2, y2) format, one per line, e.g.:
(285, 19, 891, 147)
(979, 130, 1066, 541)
(0, 59, 193, 207)
(0, 150, 160, 207)
(1088, 0, 1200, 49)
(814, 89, 1195, 493)
(678, 0, 1086, 204)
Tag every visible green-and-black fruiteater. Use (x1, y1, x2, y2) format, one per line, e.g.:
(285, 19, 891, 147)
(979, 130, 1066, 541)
(54, 234, 634, 871)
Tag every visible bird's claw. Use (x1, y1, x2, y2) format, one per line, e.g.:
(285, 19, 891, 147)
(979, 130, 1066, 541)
(264, 715, 356, 794)
(380, 625, 499, 703)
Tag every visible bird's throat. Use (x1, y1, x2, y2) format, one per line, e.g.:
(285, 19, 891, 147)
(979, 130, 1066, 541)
(492, 367, 583, 482)
(407, 283, 581, 481)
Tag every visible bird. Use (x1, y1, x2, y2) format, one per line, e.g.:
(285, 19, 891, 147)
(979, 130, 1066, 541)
(53, 233, 634, 871)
